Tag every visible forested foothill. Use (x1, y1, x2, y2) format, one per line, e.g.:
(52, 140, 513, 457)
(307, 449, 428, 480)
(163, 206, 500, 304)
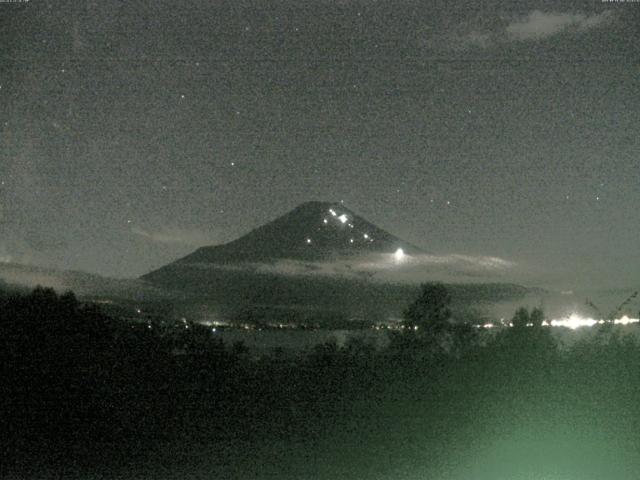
(2, 284, 640, 479)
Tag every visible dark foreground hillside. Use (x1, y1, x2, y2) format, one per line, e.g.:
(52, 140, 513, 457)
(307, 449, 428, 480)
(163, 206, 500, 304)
(2, 286, 640, 479)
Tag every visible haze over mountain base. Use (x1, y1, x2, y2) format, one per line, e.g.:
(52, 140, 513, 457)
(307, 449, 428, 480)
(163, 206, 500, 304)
(2, 202, 638, 324)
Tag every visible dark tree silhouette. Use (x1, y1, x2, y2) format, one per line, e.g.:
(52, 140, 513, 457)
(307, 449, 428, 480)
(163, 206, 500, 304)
(403, 282, 452, 335)
(449, 322, 479, 357)
(496, 306, 557, 378)
(511, 306, 545, 329)
(530, 307, 545, 327)
(511, 306, 530, 329)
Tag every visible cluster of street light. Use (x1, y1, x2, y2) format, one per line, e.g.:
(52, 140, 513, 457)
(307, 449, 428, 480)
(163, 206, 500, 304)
(478, 313, 640, 330)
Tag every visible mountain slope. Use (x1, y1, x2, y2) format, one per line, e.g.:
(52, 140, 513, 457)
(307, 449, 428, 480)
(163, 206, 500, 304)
(0, 262, 170, 301)
(139, 202, 541, 322)
(173, 201, 423, 265)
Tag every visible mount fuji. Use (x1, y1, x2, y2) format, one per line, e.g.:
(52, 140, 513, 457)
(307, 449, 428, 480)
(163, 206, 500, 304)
(141, 202, 535, 323)
(169, 201, 422, 265)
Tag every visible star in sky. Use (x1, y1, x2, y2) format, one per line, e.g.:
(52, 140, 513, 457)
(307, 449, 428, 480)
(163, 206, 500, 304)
(0, 0, 637, 290)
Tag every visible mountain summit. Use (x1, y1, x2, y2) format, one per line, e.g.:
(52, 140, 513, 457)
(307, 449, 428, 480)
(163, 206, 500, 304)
(140, 201, 431, 318)
(169, 201, 423, 265)
(140, 202, 531, 321)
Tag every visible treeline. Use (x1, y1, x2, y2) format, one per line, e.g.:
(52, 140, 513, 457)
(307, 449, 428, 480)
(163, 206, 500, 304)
(2, 285, 640, 479)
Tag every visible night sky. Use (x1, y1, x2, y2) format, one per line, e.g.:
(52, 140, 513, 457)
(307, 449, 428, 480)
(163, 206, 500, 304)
(1, 0, 639, 288)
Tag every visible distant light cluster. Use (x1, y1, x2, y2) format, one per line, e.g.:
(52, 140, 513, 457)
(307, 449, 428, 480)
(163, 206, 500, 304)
(548, 313, 639, 329)
(477, 313, 640, 330)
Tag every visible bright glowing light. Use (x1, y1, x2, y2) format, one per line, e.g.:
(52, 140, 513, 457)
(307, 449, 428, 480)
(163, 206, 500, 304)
(323, 218, 328, 224)
(539, 314, 640, 329)
(349, 238, 354, 243)
(363, 233, 369, 239)
(329, 209, 337, 216)
(338, 214, 348, 224)
(615, 315, 639, 326)
(550, 313, 598, 329)
(394, 248, 405, 261)
(306, 238, 312, 244)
